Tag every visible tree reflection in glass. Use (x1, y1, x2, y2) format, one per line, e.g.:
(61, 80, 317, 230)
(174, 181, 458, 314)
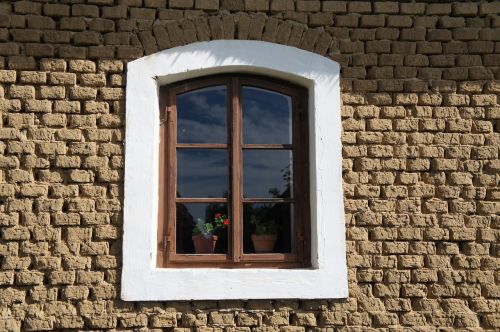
(243, 150, 292, 198)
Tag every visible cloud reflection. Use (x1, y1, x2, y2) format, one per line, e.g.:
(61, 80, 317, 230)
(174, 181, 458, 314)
(242, 87, 292, 144)
(177, 149, 228, 198)
(177, 85, 227, 143)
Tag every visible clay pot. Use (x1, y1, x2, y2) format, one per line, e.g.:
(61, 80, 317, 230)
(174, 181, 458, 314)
(192, 235, 218, 254)
(251, 234, 277, 253)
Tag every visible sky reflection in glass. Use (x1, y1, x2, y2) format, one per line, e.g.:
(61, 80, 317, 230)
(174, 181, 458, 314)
(242, 86, 292, 144)
(177, 85, 227, 143)
(177, 149, 228, 198)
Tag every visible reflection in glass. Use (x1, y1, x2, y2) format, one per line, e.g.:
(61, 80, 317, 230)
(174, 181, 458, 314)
(243, 150, 292, 198)
(177, 85, 227, 143)
(177, 149, 228, 198)
(176, 203, 228, 254)
(243, 203, 293, 254)
(242, 86, 292, 144)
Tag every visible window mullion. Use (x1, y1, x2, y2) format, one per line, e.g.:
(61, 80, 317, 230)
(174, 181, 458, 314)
(231, 77, 242, 263)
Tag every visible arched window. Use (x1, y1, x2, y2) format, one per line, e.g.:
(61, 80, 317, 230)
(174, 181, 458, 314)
(123, 40, 346, 300)
(158, 75, 310, 268)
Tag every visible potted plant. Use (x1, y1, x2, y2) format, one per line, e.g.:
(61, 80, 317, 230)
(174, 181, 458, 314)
(250, 216, 279, 253)
(192, 213, 229, 254)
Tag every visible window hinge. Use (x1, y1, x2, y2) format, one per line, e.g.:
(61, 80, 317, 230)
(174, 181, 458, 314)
(160, 106, 174, 125)
(298, 108, 304, 120)
(298, 234, 306, 252)
(167, 106, 174, 123)
(163, 235, 170, 252)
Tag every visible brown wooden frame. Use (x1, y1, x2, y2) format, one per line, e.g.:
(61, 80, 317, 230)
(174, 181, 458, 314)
(158, 74, 310, 268)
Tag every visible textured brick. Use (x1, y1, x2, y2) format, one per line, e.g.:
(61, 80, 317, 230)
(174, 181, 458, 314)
(0, 1, 496, 330)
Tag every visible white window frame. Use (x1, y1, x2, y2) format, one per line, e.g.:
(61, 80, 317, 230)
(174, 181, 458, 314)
(122, 40, 346, 300)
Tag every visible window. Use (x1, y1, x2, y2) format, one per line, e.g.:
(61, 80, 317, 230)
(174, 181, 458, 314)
(157, 75, 310, 268)
(122, 40, 346, 300)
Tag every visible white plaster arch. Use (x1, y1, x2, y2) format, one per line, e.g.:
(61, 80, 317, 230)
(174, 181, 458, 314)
(123, 40, 346, 300)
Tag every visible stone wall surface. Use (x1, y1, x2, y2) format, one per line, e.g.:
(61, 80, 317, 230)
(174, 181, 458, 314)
(0, 0, 499, 330)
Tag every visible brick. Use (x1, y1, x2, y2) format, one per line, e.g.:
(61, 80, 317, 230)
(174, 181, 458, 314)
(39, 86, 65, 99)
(152, 313, 177, 328)
(130, 7, 156, 20)
(43, 30, 71, 44)
(102, 6, 128, 19)
(145, 0, 167, 8)
(73, 31, 100, 46)
(70, 87, 97, 100)
(14, 1, 42, 15)
(480, 2, 500, 15)
(100, 88, 123, 100)
(452, 3, 478, 17)
(39, 59, 64, 72)
(88, 46, 114, 59)
(8, 56, 37, 70)
(72, 4, 99, 17)
(9, 85, 35, 99)
(27, 16, 56, 30)
(427, 4, 451, 15)
(25, 100, 52, 113)
(60, 17, 86, 31)
(348, 2, 371, 14)
(413, 17, 437, 29)
(296, 1, 319, 12)
(336, 15, 359, 28)
(170, 0, 194, 9)
(0, 43, 21, 56)
(360, 15, 385, 28)
(270, 0, 294, 12)
(372, 2, 397, 14)
(54, 101, 80, 113)
(63, 40, 95, 57)
(44, 3, 70, 17)
(0, 70, 16, 83)
(400, 3, 425, 15)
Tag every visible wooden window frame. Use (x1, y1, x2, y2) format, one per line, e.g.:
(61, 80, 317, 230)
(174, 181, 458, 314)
(157, 74, 310, 269)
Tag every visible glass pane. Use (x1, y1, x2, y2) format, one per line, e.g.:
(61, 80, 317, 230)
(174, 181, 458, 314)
(242, 86, 292, 144)
(243, 203, 293, 254)
(177, 149, 228, 198)
(243, 150, 292, 198)
(177, 85, 227, 143)
(176, 203, 229, 254)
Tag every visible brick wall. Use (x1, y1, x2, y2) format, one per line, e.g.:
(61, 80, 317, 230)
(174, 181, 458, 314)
(0, 0, 499, 330)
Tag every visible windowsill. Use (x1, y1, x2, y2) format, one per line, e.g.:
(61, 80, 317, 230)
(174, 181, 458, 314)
(123, 40, 347, 300)
(123, 268, 346, 301)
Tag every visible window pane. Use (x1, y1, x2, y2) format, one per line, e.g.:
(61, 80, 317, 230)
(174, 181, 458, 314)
(243, 203, 293, 254)
(177, 85, 227, 143)
(242, 86, 292, 144)
(243, 150, 292, 198)
(177, 149, 228, 198)
(176, 203, 229, 254)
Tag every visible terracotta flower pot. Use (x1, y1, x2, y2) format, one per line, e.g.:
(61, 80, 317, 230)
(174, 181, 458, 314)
(251, 234, 277, 253)
(192, 235, 218, 254)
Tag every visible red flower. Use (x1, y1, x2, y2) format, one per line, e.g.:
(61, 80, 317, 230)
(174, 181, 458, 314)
(215, 213, 222, 218)
(223, 219, 230, 225)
